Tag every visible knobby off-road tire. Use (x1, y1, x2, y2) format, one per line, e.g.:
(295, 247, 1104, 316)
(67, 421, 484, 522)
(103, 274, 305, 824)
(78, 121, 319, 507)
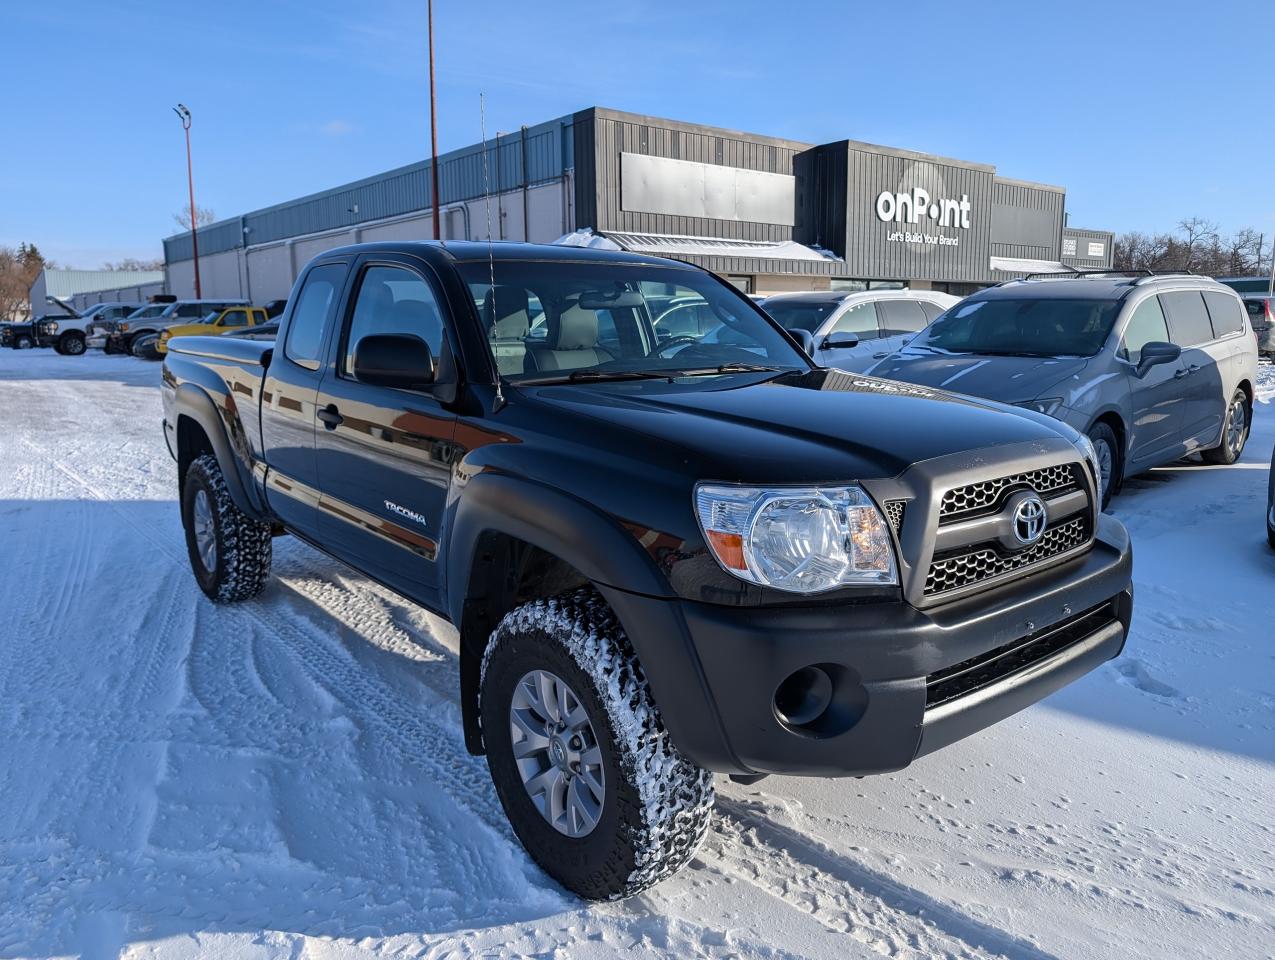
(1202, 389, 1249, 465)
(182, 454, 273, 603)
(480, 589, 715, 900)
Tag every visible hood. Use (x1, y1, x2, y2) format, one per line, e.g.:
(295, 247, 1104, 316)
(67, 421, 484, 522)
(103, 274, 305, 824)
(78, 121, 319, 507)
(521, 369, 1072, 483)
(869, 349, 1090, 404)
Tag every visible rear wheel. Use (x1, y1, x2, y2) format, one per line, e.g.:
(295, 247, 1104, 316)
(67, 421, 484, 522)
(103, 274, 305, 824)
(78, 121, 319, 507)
(182, 454, 273, 602)
(1202, 390, 1249, 465)
(1087, 422, 1120, 510)
(15, 335, 33, 350)
(480, 589, 715, 900)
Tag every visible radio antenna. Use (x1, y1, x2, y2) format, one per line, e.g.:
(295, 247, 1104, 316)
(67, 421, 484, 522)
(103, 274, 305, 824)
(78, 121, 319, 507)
(480, 92, 504, 410)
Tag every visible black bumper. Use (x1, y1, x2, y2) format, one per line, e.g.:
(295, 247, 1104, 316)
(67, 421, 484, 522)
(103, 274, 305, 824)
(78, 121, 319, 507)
(600, 514, 1132, 777)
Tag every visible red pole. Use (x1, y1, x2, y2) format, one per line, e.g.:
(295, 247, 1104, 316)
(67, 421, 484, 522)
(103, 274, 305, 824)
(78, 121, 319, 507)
(428, 0, 441, 240)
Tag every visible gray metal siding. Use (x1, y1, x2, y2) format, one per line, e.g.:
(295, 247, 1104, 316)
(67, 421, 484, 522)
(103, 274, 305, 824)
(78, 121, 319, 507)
(990, 179, 1064, 261)
(584, 109, 807, 242)
(165, 116, 575, 263)
(1062, 227, 1114, 269)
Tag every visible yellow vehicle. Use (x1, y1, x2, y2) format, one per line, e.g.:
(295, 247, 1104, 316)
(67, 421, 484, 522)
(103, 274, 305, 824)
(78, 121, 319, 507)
(156, 306, 270, 355)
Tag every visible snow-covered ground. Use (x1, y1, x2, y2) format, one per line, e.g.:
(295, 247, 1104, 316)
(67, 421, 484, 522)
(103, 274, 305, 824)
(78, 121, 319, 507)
(0, 348, 1272, 960)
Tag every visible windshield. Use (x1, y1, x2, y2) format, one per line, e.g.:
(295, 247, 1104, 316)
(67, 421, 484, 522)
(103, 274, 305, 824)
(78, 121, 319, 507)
(760, 298, 842, 333)
(455, 260, 808, 383)
(910, 297, 1122, 357)
(127, 304, 169, 319)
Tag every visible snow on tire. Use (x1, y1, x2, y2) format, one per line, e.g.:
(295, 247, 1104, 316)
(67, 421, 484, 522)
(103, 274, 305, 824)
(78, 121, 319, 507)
(182, 453, 273, 603)
(480, 588, 715, 901)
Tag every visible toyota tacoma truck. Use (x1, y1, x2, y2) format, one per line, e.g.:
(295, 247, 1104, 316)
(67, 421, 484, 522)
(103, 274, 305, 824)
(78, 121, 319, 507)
(161, 241, 1134, 901)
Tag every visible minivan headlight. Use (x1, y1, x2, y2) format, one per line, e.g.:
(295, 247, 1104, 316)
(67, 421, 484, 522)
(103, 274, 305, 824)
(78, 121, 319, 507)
(694, 483, 898, 593)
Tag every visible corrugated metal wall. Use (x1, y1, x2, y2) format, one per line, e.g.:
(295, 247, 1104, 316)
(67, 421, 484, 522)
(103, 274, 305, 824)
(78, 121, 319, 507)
(579, 108, 809, 242)
(165, 116, 574, 263)
(990, 178, 1064, 261)
(1062, 227, 1114, 269)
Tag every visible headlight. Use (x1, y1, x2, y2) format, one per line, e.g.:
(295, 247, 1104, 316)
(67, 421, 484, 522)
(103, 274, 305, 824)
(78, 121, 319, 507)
(118, 322, 129, 332)
(1073, 433, 1101, 488)
(1014, 398, 1062, 416)
(694, 483, 898, 593)
(159, 331, 170, 341)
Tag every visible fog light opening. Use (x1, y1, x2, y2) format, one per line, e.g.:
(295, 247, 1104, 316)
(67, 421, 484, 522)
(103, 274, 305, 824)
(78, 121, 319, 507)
(774, 666, 834, 728)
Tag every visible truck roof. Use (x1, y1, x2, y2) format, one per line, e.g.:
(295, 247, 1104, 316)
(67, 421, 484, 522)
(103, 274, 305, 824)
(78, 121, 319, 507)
(315, 239, 698, 270)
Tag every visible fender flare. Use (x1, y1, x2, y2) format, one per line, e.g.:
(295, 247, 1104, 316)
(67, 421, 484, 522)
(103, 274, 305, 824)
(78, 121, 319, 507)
(173, 381, 270, 520)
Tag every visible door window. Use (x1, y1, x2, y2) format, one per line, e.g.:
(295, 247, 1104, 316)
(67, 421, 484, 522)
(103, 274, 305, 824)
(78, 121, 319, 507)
(919, 301, 947, 323)
(342, 264, 445, 380)
(878, 300, 928, 336)
(831, 302, 881, 340)
(1120, 296, 1170, 363)
(1202, 291, 1244, 337)
(284, 263, 345, 369)
(1161, 291, 1214, 347)
(219, 308, 249, 327)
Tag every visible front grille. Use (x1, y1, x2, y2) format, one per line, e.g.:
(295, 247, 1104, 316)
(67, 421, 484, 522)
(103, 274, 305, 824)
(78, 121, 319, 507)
(925, 601, 1117, 709)
(883, 499, 906, 533)
(939, 463, 1079, 524)
(925, 516, 1089, 596)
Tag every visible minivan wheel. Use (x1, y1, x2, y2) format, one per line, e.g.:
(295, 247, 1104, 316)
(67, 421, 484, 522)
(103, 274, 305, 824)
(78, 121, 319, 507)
(1087, 422, 1119, 510)
(1203, 390, 1249, 465)
(480, 589, 715, 901)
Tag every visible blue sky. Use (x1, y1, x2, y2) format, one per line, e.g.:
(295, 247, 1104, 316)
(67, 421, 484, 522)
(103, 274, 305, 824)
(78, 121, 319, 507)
(4, 0, 1272, 267)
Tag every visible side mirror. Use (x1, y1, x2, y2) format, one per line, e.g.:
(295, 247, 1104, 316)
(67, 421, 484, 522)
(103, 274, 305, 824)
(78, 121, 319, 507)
(1135, 340, 1180, 377)
(788, 328, 815, 355)
(821, 332, 859, 349)
(353, 333, 435, 390)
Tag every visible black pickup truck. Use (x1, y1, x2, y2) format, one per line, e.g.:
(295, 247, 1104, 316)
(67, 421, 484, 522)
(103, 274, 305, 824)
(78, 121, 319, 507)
(162, 241, 1134, 900)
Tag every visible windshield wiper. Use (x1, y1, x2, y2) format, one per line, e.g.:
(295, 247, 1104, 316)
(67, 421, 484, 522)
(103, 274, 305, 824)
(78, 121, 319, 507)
(670, 362, 783, 376)
(517, 369, 674, 386)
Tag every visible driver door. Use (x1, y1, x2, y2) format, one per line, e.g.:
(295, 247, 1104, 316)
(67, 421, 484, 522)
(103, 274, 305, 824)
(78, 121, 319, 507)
(1119, 295, 1187, 471)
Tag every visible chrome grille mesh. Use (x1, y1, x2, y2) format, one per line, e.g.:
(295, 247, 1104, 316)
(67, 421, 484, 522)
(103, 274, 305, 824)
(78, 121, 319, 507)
(938, 463, 1079, 523)
(883, 499, 905, 533)
(924, 516, 1089, 596)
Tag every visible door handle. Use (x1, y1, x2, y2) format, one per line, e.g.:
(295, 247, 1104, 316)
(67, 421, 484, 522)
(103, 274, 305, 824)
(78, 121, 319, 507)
(1173, 368, 1189, 380)
(873, 352, 889, 359)
(317, 404, 344, 429)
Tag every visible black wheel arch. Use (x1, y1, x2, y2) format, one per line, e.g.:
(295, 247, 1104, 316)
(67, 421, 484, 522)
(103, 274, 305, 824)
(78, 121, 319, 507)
(173, 381, 270, 521)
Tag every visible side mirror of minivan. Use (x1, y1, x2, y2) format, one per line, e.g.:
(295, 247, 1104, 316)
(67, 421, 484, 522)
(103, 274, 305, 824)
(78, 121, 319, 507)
(353, 333, 435, 390)
(1135, 340, 1180, 377)
(821, 332, 859, 350)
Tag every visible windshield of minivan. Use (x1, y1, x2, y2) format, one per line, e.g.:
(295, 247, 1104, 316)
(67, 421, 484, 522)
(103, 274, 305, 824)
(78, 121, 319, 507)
(456, 261, 808, 382)
(911, 296, 1122, 357)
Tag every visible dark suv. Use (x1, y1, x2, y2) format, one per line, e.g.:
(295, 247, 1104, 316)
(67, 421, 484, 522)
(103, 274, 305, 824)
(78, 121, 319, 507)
(161, 241, 1133, 900)
(873, 272, 1259, 507)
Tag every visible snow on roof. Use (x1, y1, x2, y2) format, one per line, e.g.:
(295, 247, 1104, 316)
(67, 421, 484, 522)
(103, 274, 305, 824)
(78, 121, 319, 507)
(989, 256, 1071, 276)
(601, 231, 842, 263)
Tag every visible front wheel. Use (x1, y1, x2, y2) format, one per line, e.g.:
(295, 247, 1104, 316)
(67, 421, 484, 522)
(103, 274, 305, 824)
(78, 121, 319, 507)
(1202, 390, 1249, 465)
(480, 590, 715, 900)
(182, 454, 273, 602)
(1087, 422, 1120, 510)
(60, 333, 86, 356)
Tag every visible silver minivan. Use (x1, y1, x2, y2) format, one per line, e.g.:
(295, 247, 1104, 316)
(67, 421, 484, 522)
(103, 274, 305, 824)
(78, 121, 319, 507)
(760, 290, 959, 372)
(872, 273, 1259, 507)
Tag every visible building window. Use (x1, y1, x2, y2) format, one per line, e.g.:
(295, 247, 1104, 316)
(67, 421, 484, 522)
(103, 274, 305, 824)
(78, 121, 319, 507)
(724, 275, 754, 294)
(831, 278, 908, 293)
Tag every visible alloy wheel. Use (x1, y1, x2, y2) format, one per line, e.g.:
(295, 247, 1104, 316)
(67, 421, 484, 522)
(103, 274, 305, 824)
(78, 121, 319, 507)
(510, 669, 605, 838)
(1226, 398, 1247, 458)
(192, 488, 217, 572)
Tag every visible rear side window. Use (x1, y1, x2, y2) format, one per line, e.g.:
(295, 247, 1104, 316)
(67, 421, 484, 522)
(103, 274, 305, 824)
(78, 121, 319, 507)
(1120, 297, 1170, 363)
(878, 299, 928, 335)
(1202, 291, 1244, 337)
(831, 301, 881, 339)
(919, 301, 946, 323)
(285, 263, 345, 369)
(1161, 291, 1214, 347)
(219, 308, 249, 327)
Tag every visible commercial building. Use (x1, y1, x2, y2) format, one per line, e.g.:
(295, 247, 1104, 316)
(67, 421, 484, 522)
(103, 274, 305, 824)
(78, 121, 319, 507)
(28, 267, 166, 317)
(162, 107, 1113, 301)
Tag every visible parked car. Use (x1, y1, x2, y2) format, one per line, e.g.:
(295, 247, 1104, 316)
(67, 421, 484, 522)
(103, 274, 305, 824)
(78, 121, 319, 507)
(759, 290, 960, 372)
(162, 240, 1133, 901)
(154, 306, 271, 356)
(1242, 295, 1273, 354)
(105, 299, 249, 356)
(34, 302, 143, 356)
(871, 272, 1258, 507)
(262, 299, 288, 319)
(1, 318, 38, 349)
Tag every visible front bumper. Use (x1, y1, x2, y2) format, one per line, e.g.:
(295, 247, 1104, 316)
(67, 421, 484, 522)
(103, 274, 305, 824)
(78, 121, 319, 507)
(601, 514, 1132, 777)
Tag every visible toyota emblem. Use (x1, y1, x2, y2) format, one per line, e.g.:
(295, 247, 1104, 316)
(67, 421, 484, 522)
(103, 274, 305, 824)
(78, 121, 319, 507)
(1013, 495, 1047, 545)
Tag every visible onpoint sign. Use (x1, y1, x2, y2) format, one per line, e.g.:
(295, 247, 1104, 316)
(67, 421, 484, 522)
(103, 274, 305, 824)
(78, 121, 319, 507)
(875, 187, 972, 229)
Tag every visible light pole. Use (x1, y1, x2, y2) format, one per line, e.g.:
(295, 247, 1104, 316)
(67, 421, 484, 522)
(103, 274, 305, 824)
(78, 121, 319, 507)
(428, 0, 441, 240)
(173, 103, 201, 298)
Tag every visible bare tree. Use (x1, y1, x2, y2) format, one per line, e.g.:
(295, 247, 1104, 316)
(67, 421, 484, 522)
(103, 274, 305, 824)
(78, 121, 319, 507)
(0, 243, 49, 321)
(101, 257, 165, 272)
(1113, 219, 1271, 277)
(171, 206, 217, 231)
